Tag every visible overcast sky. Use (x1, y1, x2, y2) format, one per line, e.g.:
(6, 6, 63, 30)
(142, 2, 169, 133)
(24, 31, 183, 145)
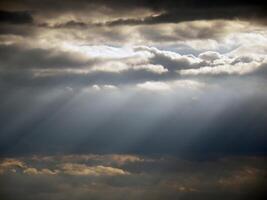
(0, 1, 267, 199)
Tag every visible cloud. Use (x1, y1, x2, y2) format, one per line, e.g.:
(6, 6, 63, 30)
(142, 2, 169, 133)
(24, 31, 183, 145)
(23, 167, 58, 175)
(90, 61, 129, 73)
(61, 163, 129, 176)
(33, 19, 262, 47)
(0, 44, 174, 88)
(2, 0, 265, 25)
(173, 80, 206, 90)
(137, 20, 241, 43)
(135, 46, 203, 71)
(133, 64, 168, 74)
(137, 81, 171, 91)
(0, 44, 93, 70)
(100, 8, 264, 26)
(0, 24, 34, 37)
(91, 84, 101, 91)
(34, 154, 146, 166)
(102, 85, 118, 90)
(179, 61, 266, 76)
(0, 1, 267, 170)
(86, 84, 118, 92)
(108, 155, 145, 165)
(0, 155, 130, 177)
(0, 10, 33, 24)
(0, 2, 266, 200)
(0, 154, 266, 200)
(218, 167, 264, 190)
(198, 51, 221, 62)
(0, 158, 59, 176)
(0, 159, 26, 174)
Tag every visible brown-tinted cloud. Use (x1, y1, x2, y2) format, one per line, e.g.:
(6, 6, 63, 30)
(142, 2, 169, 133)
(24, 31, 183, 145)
(0, 154, 266, 200)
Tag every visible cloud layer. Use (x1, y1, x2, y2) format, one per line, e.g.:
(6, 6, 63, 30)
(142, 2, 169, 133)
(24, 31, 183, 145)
(0, 154, 266, 200)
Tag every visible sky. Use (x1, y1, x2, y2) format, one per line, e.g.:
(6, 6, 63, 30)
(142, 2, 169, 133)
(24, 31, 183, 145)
(0, 0, 267, 199)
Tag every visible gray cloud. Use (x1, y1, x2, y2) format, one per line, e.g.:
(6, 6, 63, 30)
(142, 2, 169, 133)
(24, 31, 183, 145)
(134, 46, 205, 71)
(0, 44, 266, 90)
(0, 44, 93, 70)
(99, 7, 266, 26)
(0, 24, 34, 36)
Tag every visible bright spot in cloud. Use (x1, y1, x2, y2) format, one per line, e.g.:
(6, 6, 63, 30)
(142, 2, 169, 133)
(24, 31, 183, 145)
(137, 81, 171, 91)
(62, 44, 139, 58)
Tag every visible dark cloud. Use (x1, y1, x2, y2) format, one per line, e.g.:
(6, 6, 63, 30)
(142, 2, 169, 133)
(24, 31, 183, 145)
(0, 44, 95, 70)
(0, 10, 33, 24)
(1, 0, 267, 26)
(101, 7, 266, 26)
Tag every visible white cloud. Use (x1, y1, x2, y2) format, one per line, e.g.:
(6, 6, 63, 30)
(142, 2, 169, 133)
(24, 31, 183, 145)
(198, 51, 221, 62)
(90, 61, 129, 73)
(179, 61, 264, 76)
(135, 46, 202, 68)
(133, 64, 168, 74)
(137, 81, 171, 91)
(102, 84, 118, 90)
(89, 84, 118, 91)
(92, 84, 101, 91)
(173, 80, 205, 89)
